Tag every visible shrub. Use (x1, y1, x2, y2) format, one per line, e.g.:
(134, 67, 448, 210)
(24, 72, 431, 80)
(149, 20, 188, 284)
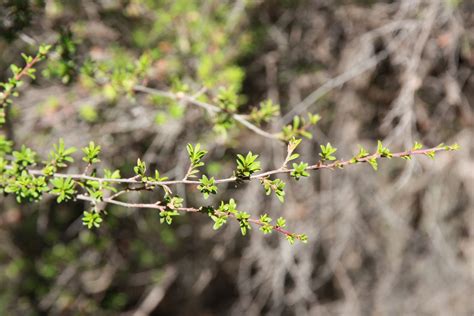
(0, 45, 459, 244)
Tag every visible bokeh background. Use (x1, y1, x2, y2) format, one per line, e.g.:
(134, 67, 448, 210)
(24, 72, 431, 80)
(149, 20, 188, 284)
(1, 0, 473, 315)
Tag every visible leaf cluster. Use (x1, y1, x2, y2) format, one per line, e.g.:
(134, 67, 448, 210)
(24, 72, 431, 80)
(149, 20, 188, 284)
(235, 152, 261, 179)
(82, 142, 101, 164)
(82, 210, 103, 229)
(281, 113, 320, 141)
(186, 143, 207, 178)
(198, 175, 217, 199)
(262, 178, 286, 203)
(291, 162, 310, 180)
(319, 143, 337, 161)
(4, 171, 48, 203)
(43, 139, 76, 175)
(50, 177, 76, 203)
(250, 99, 280, 125)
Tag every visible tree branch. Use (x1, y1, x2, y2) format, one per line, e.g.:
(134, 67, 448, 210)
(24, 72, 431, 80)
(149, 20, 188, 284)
(16, 145, 454, 188)
(133, 85, 282, 141)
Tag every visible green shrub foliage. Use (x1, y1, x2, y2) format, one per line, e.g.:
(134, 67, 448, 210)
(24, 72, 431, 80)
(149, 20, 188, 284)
(0, 44, 460, 245)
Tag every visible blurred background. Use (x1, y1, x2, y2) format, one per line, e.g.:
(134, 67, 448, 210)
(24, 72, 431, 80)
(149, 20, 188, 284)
(0, 0, 473, 315)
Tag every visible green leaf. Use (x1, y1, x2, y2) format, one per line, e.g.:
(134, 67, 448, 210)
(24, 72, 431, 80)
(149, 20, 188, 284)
(297, 234, 308, 243)
(276, 217, 286, 228)
(445, 143, 460, 151)
(134, 158, 147, 177)
(211, 214, 227, 230)
(289, 153, 300, 161)
(50, 177, 76, 203)
(103, 169, 121, 192)
(412, 141, 423, 151)
(197, 175, 218, 199)
(216, 86, 238, 112)
(288, 137, 302, 152)
(82, 141, 101, 164)
(38, 44, 52, 56)
(424, 151, 435, 159)
(12, 145, 37, 169)
(261, 178, 286, 203)
(235, 152, 261, 179)
(0, 135, 13, 156)
(368, 158, 378, 171)
(351, 145, 369, 163)
(319, 143, 337, 161)
(218, 199, 238, 214)
(82, 210, 103, 229)
(84, 180, 103, 201)
(290, 162, 310, 180)
(356, 145, 369, 159)
(236, 211, 251, 236)
(376, 140, 392, 158)
(299, 130, 312, 139)
(48, 138, 76, 168)
(308, 113, 321, 125)
(280, 115, 317, 141)
(259, 214, 273, 234)
(165, 195, 184, 209)
(10, 64, 20, 76)
(250, 99, 280, 124)
(4, 171, 48, 203)
(159, 209, 180, 225)
(153, 169, 168, 182)
(186, 143, 207, 177)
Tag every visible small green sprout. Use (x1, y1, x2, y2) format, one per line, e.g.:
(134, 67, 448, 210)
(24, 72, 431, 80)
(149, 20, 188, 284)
(133, 158, 147, 178)
(276, 217, 286, 228)
(290, 162, 310, 180)
(262, 178, 286, 203)
(82, 210, 103, 229)
(319, 143, 337, 161)
(159, 210, 180, 225)
(186, 143, 207, 178)
(368, 158, 378, 171)
(198, 175, 218, 199)
(235, 152, 261, 179)
(13, 145, 37, 168)
(377, 140, 392, 158)
(259, 214, 273, 234)
(82, 141, 101, 164)
(236, 211, 251, 236)
(50, 177, 76, 203)
(250, 99, 280, 125)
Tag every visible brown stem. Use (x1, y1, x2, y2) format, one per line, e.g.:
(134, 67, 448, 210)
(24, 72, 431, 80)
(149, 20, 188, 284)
(76, 194, 296, 238)
(0, 54, 42, 108)
(12, 145, 452, 188)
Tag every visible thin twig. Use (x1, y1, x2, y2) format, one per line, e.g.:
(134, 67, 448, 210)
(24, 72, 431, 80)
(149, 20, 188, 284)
(17, 145, 452, 187)
(133, 85, 281, 141)
(0, 54, 42, 108)
(75, 194, 295, 238)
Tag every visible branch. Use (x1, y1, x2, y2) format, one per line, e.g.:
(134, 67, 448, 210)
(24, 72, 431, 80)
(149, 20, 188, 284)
(15, 145, 455, 188)
(75, 194, 297, 239)
(133, 85, 282, 141)
(0, 46, 50, 107)
(0, 45, 51, 125)
(0, 56, 40, 107)
(2, 136, 457, 244)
